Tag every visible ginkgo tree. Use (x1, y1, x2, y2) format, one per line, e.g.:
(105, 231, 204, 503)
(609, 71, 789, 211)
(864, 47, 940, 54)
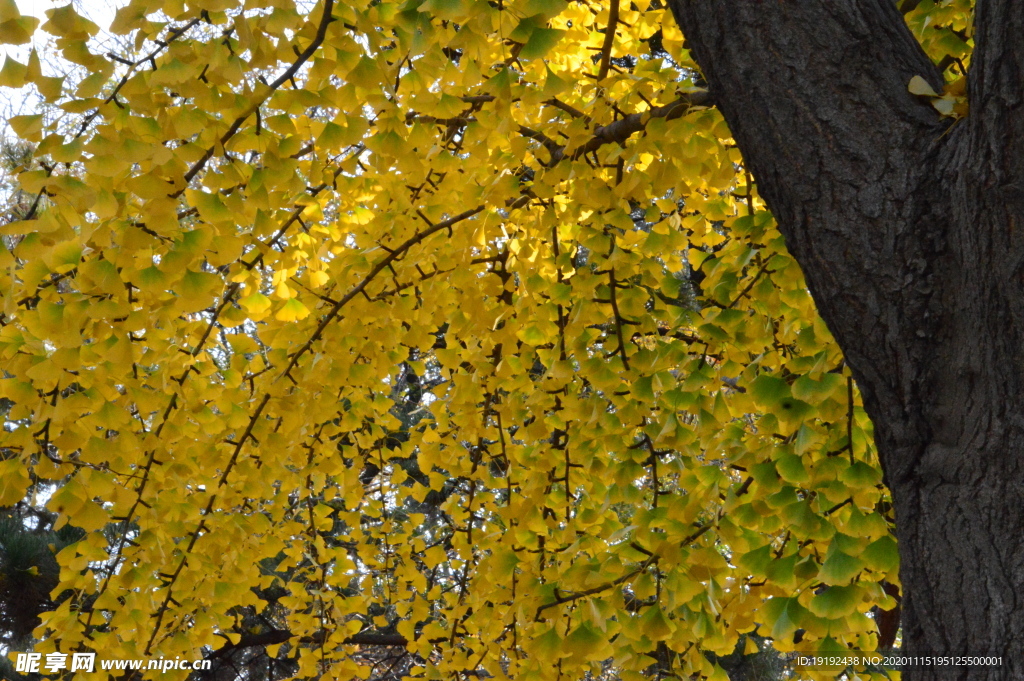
(0, 0, 986, 679)
(668, 2, 1024, 680)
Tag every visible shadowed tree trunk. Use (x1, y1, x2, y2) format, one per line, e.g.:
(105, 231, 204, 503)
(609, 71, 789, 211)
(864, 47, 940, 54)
(666, 2, 1024, 679)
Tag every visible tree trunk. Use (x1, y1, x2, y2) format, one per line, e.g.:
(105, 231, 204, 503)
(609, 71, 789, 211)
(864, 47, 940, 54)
(666, 1, 1024, 679)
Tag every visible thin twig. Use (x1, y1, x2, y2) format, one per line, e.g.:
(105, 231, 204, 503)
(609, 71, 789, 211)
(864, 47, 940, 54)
(596, 0, 620, 82)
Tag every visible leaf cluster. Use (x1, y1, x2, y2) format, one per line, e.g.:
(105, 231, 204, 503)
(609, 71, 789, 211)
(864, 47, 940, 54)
(0, 0, 972, 679)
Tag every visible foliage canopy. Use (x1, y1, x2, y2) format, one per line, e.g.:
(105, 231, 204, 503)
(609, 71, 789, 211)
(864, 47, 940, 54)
(0, 0, 973, 678)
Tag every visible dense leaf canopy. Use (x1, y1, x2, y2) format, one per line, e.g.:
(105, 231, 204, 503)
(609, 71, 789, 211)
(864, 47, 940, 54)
(0, 0, 972, 678)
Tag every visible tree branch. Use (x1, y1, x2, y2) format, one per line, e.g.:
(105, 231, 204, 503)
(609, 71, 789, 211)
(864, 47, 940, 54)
(176, 0, 336, 193)
(553, 90, 710, 164)
(280, 206, 485, 380)
(968, 1, 1024, 179)
(412, 91, 708, 167)
(204, 629, 412, 665)
(596, 0, 620, 82)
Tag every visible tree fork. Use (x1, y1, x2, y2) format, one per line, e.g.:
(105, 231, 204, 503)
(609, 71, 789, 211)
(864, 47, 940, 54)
(668, 1, 1024, 679)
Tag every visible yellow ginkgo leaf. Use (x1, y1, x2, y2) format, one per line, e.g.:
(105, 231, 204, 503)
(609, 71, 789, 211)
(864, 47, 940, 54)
(239, 292, 272, 314)
(275, 297, 310, 322)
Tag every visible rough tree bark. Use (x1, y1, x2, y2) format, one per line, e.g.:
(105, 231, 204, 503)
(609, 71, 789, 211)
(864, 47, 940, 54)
(666, 1, 1024, 679)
